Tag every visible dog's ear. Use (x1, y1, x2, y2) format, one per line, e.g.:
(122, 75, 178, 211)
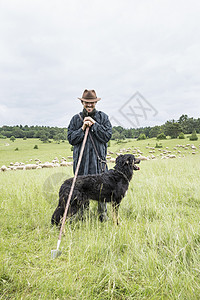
(116, 155, 123, 164)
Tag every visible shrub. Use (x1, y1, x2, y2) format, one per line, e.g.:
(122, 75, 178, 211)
(137, 133, 146, 140)
(155, 142, 163, 148)
(157, 132, 166, 140)
(34, 145, 38, 149)
(0, 134, 6, 139)
(190, 130, 198, 141)
(23, 137, 27, 140)
(10, 136, 16, 142)
(179, 132, 185, 139)
(15, 147, 19, 151)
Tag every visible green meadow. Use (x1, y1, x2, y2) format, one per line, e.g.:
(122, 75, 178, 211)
(0, 137, 200, 299)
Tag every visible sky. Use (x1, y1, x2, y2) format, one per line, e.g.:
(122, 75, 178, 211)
(0, 0, 200, 129)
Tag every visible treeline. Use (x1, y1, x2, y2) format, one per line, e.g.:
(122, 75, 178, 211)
(111, 115, 200, 140)
(0, 115, 199, 142)
(0, 125, 67, 142)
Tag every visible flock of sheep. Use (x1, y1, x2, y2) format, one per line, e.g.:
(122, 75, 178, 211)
(0, 143, 199, 173)
(0, 157, 73, 172)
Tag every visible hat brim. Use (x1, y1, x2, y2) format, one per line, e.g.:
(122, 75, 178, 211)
(78, 97, 101, 102)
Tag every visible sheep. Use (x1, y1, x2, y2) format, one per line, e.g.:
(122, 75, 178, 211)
(138, 156, 149, 161)
(106, 155, 111, 159)
(1, 165, 8, 172)
(169, 155, 176, 158)
(25, 164, 37, 170)
(8, 166, 15, 170)
(60, 157, 67, 163)
(60, 161, 73, 167)
(110, 158, 116, 163)
(16, 166, 25, 170)
(108, 150, 114, 154)
(41, 162, 54, 168)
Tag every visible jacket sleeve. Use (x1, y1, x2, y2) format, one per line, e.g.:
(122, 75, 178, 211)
(91, 113, 112, 143)
(67, 115, 85, 145)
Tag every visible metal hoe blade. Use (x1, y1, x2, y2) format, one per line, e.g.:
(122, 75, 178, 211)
(51, 239, 62, 259)
(51, 249, 62, 259)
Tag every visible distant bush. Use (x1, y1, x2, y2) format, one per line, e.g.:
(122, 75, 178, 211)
(15, 147, 19, 151)
(34, 145, 38, 149)
(137, 133, 146, 140)
(155, 142, 163, 148)
(157, 133, 166, 140)
(23, 137, 27, 140)
(179, 132, 185, 139)
(190, 130, 198, 141)
(116, 139, 128, 144)
(10, 136, 16, 142)
(0, 134, 6, 139)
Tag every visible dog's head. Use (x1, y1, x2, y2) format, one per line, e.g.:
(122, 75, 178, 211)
(115, 154, 140, 172)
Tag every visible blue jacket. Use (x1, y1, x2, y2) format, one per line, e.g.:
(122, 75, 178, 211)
(67, 110, 112, 175)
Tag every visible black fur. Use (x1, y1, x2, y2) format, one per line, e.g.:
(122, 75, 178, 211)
(51, 154, 140, 225)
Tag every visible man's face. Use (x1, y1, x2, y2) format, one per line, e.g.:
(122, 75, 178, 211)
(82, 101, 97, 113)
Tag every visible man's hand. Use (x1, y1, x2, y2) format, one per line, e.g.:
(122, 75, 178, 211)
(82, 117, 96, 131)
(84, 117, 96, 124)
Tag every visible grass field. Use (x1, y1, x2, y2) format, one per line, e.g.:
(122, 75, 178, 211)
(0, 137, 200, 299)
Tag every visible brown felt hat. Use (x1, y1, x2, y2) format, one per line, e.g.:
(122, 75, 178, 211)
(78, 89, 101, 102)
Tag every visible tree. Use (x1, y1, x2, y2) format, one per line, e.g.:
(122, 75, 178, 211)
(178, 114, 196, 133)
(112, 131, 120, 140)
(190, 130, 198, 141)
(39, 131, 49, 142)
(157, 132, 166, 140)
(164, 120, 182, 138)
(137, 133, 146, 140)
(53, 133, 65, 143)
(10, 136, 16, 142)
(179, 132, 185, 139)
(149, 126, 162, 138)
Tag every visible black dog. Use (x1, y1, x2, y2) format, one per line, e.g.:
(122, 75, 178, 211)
(51, 154, 140, 226)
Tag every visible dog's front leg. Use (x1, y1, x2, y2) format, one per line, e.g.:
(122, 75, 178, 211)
(111, 201, 120, 226)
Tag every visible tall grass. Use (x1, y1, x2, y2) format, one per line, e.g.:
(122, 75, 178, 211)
(1, 138, 200, 299)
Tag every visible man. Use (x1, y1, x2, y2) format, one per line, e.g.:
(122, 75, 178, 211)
(67, 89, 112, 221)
